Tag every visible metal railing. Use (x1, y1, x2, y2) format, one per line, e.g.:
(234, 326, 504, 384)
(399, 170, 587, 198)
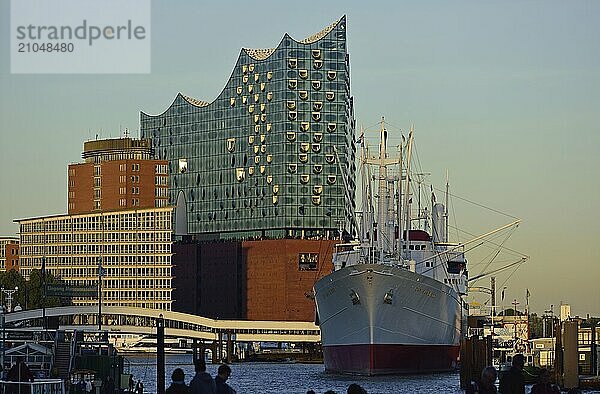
(0, 379, 65, 394)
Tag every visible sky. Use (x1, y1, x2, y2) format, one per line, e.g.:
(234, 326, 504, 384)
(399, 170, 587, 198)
(1, 1, 599, 316)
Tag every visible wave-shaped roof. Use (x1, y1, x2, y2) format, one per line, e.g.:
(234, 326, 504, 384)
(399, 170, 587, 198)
(243, 15, 344, 61)
(142, 16, 345, 117)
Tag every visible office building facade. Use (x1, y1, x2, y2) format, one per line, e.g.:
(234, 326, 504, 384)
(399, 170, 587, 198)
(140, 16, 356, 240)
(16, 207, 173, 310)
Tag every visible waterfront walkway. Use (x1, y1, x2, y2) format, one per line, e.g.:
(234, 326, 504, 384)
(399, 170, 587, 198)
(4, 306, 321, 343)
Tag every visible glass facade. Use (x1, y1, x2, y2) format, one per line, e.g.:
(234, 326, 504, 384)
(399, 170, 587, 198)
(140, 16, 356, 240)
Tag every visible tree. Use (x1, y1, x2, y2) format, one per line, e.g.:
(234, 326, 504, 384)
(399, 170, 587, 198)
(27, 269, 65, 309)
(0, 270, 26, 310)
(0, 269, 69, 310)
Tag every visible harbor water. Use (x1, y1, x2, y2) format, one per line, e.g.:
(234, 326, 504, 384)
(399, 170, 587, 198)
(126, 354, 600, 393)
(126, 354, 463, 393)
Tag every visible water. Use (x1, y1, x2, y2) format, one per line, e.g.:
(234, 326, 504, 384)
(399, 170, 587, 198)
(126, 354, 463, 393)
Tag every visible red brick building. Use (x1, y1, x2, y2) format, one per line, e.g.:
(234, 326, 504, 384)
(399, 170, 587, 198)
(67, 138, 168, 214)
(171, 238, 337, 322)
(244, 239, 337, 321)
(0, 237, 19, 272)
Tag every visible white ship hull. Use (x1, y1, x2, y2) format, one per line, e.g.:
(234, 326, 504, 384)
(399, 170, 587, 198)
(314, 263, 463, 375)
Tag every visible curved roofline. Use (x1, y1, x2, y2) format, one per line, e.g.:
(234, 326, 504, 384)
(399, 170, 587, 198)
(243, 15, 345, 61)
(141, 16, 345, 118)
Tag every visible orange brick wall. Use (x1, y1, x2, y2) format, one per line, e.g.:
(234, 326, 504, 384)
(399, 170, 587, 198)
(5, 243, 19, 271)
(68, 159, 167, 214)
(68, 163, 94, 214)
(244, 239, 338, 322)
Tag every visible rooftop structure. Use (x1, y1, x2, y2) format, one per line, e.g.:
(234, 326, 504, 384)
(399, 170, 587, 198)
(68, 137, 169, 214)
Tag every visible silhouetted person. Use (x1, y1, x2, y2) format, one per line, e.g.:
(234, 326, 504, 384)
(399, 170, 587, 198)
(6, 357, 34, 394)
(499, 354, 525, 394)
(479, 366, 498, 394)
(347, 383, 367, 394)
(189, 358, 216, 394)
(136, 379, 144, 394)
(103, 376, 115, 394)
(215, 364, 235, 394)
(531, 368, 559, 394)
(166, 368, 190, 394)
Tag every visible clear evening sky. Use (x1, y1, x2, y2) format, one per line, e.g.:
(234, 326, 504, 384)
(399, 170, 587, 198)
(1, 1, 598, 316)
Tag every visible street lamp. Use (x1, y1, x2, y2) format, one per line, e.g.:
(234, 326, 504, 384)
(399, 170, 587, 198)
(1, 287, 19, 313)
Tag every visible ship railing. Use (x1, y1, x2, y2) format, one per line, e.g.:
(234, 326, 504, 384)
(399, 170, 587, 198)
(0, 379, 65, 394)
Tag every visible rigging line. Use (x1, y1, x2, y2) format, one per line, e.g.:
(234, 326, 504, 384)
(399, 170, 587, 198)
(450, 228, 519, 259)
(468, 257, 527, 282)
(431, 185, 520, 220)
(447, 224, 527, 259)
(363, 121, 386, 133)
(382, 120, 407, 134)
(450, 191, 460, 243)
(470, 230, 513, 287)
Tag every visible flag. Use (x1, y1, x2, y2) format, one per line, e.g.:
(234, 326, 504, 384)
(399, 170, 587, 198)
(356, 132, 364, 144)
(431, 185, 436, 203)
(501, 288, 505, 301)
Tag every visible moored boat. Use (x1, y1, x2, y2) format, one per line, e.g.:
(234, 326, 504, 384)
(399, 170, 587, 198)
(314, 118, 469, 375)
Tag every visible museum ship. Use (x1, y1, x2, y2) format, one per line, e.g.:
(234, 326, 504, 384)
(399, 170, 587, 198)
(314, 119, 469, 375)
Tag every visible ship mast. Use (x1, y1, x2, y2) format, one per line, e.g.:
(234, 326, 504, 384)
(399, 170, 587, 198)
(377, 117, 388, 261)
(363, 118, 402, 262)
(402, 125, 414, 259)
(445, 170, 449, 243)
(397, 137, 403, 258)
(359, 125, 374, 262)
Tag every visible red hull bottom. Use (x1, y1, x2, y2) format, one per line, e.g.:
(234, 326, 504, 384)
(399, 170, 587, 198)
(323, 344, 460, 375)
